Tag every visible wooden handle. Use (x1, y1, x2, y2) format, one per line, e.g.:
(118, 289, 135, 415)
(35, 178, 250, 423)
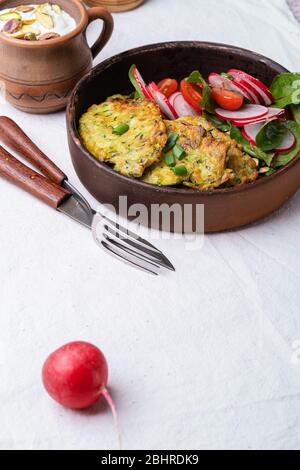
(0, 146, 70, 209)
(86, 7, 114, 59)
(0, 116, 66, 185)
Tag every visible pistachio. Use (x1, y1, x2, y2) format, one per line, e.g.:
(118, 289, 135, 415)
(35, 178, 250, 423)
(52, 4, 62, 15)
(3, 19, 23, 34)
(38, 31, 60, 40)
(24, 32, 37, 41)
(36, 11, 54, 29)
(10, 30, 25, 39)
(35, 4, 50, 14)
(23, 18, 36, 25)
(21, 25, 41, 36)
(15, 5, 35, 13)
(0, 11, 22, 21)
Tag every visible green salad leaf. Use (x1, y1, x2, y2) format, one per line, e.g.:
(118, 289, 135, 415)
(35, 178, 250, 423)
(291, 104, 300, 124)
(230, 124, 274, 166)
(274, 121, 300, 168)
(255, 120, 287, 151)
(203, 112, 231, 131)
(186, 70, 206, 85)
(199, 85, 215, 113)
(271, 72, 300, 108)
(128, 64, 144, 100)
(221, 72, 233, 80)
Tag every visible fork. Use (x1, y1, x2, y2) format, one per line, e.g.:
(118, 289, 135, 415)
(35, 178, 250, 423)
(0, 116, 175, 275)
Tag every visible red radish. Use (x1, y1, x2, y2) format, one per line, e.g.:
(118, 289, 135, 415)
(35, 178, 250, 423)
(208, 73, 252, 101)
(275, 131, 296, 153)
(42, 341, 121, 448)
(133, 67, 152, 100)
(148, 82, 178, 119)
(228, 69, 273, 106)
(172, 92, 199, 117)
(242, 122, 264, 145)
(232, 107, 285, 126)
(215, 104, 268, 121)
(242, 122, 296, 152)
(229, 74, 262, 104)
(169, 91, 181, 108)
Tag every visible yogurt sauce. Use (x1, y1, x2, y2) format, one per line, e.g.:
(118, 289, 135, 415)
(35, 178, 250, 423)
(0, 4, 76, 40)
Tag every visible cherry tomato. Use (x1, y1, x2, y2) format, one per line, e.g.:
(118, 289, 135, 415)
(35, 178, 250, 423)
(158, 78, 178, 98)
(211, 87, 244, 111)
(180, 80, 203, 112)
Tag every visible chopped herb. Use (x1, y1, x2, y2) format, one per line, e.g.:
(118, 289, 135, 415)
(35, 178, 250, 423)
(112, 123, 129, 135)
(173, 144, 186, 160)
(163, 132, 179, 153)
(164, 153, 176, 167)
(173, 165, 188, 175)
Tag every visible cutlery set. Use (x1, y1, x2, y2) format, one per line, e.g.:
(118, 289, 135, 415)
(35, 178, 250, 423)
(0, 117, 174, 275)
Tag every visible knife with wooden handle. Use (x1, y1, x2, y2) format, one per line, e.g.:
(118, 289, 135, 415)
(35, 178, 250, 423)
(0, 116, 66, 185)
(0, 146, 70, 208)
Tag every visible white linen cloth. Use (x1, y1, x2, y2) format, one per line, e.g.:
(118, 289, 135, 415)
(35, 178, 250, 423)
(0, 0, 300, 450)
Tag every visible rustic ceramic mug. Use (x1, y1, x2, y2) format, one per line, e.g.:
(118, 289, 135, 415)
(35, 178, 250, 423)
(0, 0, 114, 113)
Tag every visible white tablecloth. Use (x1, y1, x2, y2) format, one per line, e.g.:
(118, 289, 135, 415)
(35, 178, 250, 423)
(1, 0, 300, 450)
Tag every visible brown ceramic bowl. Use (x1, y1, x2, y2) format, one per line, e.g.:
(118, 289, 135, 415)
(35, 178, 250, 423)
(67, 41, 300, 233)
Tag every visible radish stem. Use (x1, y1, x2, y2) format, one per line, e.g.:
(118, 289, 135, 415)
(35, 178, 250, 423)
(101, 388, 122, 450)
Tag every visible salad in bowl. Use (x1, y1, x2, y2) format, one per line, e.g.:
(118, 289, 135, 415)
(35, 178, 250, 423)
(78, 64, 300, 191)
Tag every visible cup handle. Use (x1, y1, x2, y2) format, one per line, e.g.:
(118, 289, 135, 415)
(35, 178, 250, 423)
(86, 7, 114, 60)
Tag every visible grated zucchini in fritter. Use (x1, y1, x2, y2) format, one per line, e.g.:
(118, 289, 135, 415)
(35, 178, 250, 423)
(79, 96, 167, 178)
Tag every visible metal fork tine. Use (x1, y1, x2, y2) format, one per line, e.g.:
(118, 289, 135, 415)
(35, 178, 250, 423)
(102, 213, 165, 253)
(103, 233, 167, 269)
(103, 223, 175, 271)
(101, 240, 159, 276)
(102, 219, 175, 271)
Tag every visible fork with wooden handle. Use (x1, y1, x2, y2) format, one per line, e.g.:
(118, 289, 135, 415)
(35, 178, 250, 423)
(0, 116, 175, 275)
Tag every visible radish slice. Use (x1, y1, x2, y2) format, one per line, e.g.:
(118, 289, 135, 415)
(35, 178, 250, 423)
(215, 104, 268, 121)
(242, 122, 265, 145)
(172, 92, 199, 117)
(232, 107, 285, 126)
(132, 66, 152, 100)
(169, 92, 181, 108)
(208, 73, 252, 101)
(144, 84, 154, 101)
(243, 122, 296, 153)
(228, 69, 273, 106)
(230, 75, 262, 104)
(275, 131, 296, 153)
(148, 82, 178, 119)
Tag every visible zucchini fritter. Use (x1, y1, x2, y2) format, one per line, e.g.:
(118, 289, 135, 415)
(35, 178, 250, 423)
(79, 96, 167, 178)
(143, 115, 258, 189)
(143, 116, 233, 189)
(209, 127, 258, 185)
